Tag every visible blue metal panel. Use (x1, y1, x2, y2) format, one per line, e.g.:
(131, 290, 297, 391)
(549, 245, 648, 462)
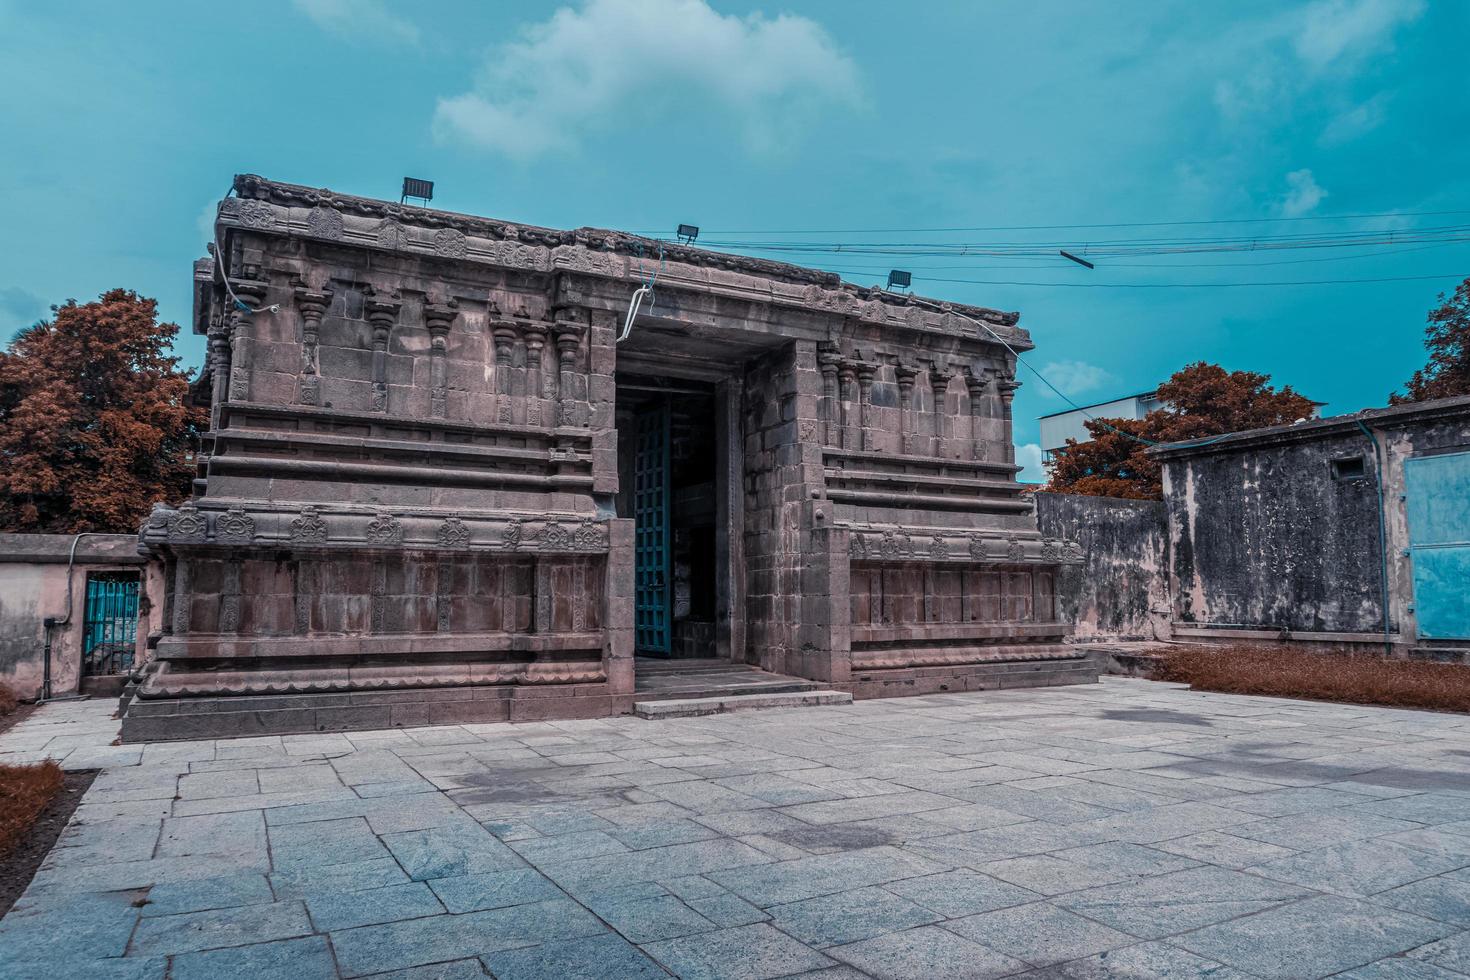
(1405, 451, 1470, 640)
(82, 572, 140, 675)
(634, 402, 671, 654)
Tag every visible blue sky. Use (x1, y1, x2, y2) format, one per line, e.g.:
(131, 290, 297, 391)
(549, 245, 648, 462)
(2, 0, 1467, 479)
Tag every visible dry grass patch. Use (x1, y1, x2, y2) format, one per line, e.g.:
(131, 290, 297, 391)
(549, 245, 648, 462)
(1159, 643, 1470, 714)
(0, 761, 65, 857)
(0, 684, 16, 716)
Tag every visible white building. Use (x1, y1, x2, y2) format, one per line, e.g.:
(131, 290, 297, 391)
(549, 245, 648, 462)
(1039, 387, 1324, 467)
(1038, 390, 1165, 464)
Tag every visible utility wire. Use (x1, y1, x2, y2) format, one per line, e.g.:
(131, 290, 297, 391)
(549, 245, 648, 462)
(829, 271, 1468, 289)
(632, 207, 1470, 236)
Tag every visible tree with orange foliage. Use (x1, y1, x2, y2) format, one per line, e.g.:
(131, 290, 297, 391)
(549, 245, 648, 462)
(1045, 362, 1317, 500)
(1392, 275, 1470, 404)
(0, 289, 204, 532)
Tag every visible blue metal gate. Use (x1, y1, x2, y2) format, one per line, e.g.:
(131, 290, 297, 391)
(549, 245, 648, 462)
(634, 402, 672, 654)
(1405, 450, 1470, 641)
(82, 572, 140, 675)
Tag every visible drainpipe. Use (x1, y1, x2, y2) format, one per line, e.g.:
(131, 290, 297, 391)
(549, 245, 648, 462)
(39, 531, 108, 702)
(1356, 420, 1394, 657)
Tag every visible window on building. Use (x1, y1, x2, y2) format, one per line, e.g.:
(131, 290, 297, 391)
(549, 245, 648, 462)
(1331, 456, 1367, 481)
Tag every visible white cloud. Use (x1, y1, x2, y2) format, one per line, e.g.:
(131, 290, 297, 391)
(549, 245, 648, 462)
(1280, 168, 1328, 217)
(197, 200, 221, 249)
(1294, 0, 1425, 70)
(433, 0, 861, 160)
(1015, 443, 1046, 484)
(1037, 360, 1113, 400)
(1319, 93, 1389, 145)
(292, 0, 419, 45)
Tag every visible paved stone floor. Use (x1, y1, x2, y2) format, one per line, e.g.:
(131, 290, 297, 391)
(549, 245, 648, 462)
(3, 679, 1470, 979)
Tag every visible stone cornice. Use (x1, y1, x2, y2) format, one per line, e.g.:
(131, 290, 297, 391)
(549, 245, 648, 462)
(221, 174, 1029, 348)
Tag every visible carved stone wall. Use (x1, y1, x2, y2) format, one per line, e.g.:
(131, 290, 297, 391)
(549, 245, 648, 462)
(126, 173, 1090, 739)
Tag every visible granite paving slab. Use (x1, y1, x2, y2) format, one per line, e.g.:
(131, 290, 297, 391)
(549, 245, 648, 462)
(5, 679, 1470, 978)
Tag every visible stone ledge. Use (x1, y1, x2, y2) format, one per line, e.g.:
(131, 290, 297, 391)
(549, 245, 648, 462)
(633, 690, 852, 719)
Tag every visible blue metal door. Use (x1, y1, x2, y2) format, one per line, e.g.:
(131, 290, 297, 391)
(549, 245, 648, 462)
(634, 402, 672, 654)
(82, 572, 140, 674)
(1405, 450, 1470, 640)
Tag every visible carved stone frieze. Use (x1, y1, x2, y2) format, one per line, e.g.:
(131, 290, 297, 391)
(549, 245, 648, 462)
(215, 506, 256, 544)
(433, 228, 468, 258)
(168, 503, 208, 542)
(289, 505, 329, 544)
(503, 518, 523, 551)
(436, 515, 471, 549)
(1006, 536, 1025, 561)
(365, 512, 403, 545)
(306, 206, 344, 240)
(572, 518, 606, 550)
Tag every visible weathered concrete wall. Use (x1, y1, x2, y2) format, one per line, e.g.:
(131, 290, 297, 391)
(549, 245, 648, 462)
(0, 534, 159, 700)
(1036, 492, 1166, 641)
(1153, 394, 1470, 648)
(1162, 430, 1383, 633)
(1035, 492, 1168, 641)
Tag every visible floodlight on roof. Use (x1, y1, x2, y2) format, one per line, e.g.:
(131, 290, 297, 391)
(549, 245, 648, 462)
(677, 224, 699, 244)
(886, 269, 912, 290)
(401, 177, 434, 205)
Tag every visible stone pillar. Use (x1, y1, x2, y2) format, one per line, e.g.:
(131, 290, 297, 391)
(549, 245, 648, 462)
(817, 346, 842, 447)
(171, 560, 192, 635)
(554, 321, 581, 426)
(493, 323, 518, 424)
(838, 362, 858, 450)
(965, 367, 990, 461)
(523, 325, 546, 427)
(424, 299, 457, 419)
(206, 316, 231, 428)
(998, 369, 1021, 465)
(294, 285, 332, 406)
(365, 289, 400, 413)
(225, 280, 265, 408)
(930, 365, 951, 458)
(856, 363, 877, 452)
(896, 363, 918, 455)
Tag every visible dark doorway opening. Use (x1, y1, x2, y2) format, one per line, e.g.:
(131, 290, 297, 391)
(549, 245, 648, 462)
(616, 375, 719, 659)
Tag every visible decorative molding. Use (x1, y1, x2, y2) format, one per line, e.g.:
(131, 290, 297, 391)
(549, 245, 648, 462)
(433, 227, 468, 258)
(168, 503, 208, 542)
(365, 512, 403, 545)
(215, 506, 256, 544)
(436, 515, 471, 549)
(305, 206, 344, 240)
(289, 505, 329, 544)
(503, 518, 524, 551)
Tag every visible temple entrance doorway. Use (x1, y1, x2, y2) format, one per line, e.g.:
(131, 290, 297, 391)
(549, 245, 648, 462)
(616, 375, 721, 659)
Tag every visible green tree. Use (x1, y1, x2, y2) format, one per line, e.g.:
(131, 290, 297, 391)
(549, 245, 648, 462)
(1045, 361, 1316, 500)
(1392, 276, 1470, 404)
(0, 289, 203, 532)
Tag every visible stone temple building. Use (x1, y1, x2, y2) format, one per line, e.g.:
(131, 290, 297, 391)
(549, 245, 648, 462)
(123, 175, 1089, 740)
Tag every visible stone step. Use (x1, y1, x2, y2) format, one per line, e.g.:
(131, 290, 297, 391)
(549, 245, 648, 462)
(634, 690, 853, 720)
(635, 679, 826, 701)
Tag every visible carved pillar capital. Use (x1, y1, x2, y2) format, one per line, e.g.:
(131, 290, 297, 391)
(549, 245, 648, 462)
(492, 323, 519, 358)
(293, 286, 332, 324)
(365, 291, 401, 335)
(895, 363, 919, 393)
(424, 300, 458, 342)
(964, 367, 991, 401)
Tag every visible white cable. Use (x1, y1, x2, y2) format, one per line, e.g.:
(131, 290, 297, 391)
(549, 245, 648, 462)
(212, 191, 279, 316)
(619, 285, 653, 343)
